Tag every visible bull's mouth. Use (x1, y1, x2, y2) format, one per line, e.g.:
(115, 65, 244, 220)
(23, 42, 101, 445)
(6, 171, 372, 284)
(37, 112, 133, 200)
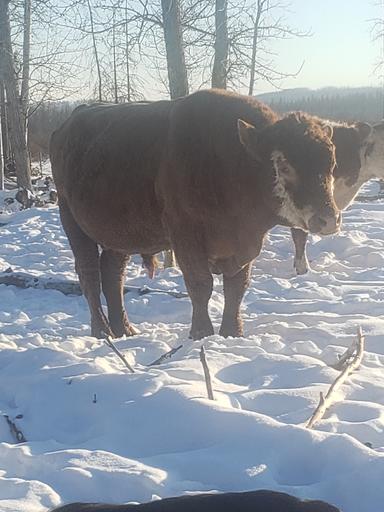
(310, 225, 340, 236)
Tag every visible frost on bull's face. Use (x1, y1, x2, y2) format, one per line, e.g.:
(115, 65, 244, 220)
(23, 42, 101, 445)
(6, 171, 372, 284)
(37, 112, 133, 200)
(270, 148, 340, 236)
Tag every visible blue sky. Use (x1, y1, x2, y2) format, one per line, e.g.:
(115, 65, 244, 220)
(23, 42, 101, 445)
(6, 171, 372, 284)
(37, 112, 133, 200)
(256, 0, 382, 93)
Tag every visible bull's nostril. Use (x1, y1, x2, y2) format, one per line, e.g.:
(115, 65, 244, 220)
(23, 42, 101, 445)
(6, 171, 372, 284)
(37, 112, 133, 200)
(308, 215, 327, 233)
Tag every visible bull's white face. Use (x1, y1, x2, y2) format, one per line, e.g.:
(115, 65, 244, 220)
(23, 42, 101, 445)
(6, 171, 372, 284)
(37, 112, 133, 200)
(334, 123, 384, 210)
(237, 116, 340, 236)
(271, 150, 339, 235)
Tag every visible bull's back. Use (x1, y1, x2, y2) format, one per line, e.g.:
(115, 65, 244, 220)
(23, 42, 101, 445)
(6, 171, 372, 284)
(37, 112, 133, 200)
(50, 101, 172, 253)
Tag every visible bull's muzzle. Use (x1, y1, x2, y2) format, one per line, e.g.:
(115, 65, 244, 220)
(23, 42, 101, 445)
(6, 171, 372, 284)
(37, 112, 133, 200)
(308, 210, 341, 236)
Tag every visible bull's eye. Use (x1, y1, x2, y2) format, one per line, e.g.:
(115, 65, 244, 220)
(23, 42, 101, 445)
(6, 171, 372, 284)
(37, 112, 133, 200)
(364, 142, 374, 159)
(275, 156, 290, 175)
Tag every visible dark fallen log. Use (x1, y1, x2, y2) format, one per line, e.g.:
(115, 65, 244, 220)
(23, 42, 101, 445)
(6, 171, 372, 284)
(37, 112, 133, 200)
(0, 270, 188, 299)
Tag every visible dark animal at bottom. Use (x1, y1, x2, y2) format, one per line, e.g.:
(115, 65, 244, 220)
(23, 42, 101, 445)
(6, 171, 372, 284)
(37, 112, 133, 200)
(51, 490, 341, 512)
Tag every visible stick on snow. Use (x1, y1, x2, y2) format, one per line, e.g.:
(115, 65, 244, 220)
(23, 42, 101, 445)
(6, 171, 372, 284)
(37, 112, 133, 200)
(104, 336, 135, 373)
(148, 344, 183, 366)
(200, 346, 214, 400)
(306, 327, 365, 429)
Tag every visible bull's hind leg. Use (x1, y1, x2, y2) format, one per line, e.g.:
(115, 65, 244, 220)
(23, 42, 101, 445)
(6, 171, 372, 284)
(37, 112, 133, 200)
(100, 249, 139, 337)
(58, 197, 113, 338)
(291, 227, 309, 275)
(219, 263, 252, 338)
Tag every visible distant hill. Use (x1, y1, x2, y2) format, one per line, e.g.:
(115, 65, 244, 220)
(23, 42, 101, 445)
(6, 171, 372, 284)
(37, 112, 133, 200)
(256, 86, 383, 123)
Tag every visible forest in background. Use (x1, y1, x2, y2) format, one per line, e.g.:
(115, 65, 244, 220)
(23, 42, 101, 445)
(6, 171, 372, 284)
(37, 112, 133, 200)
(262, 86, 383, 123)
(27, 85, 383, 159)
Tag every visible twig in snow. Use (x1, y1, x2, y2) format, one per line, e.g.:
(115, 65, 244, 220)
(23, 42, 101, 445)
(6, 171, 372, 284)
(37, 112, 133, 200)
(104, 336, 135, 373)
(148, 345, 183, 366)
(332, 337, 358, 371)
(3, 414, 26, 443)
(306, 327, 365, 429)
(200, 346, 214, 400)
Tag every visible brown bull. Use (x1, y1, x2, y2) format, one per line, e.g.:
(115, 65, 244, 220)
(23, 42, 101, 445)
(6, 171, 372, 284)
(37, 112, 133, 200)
(50, 89, 339, 340)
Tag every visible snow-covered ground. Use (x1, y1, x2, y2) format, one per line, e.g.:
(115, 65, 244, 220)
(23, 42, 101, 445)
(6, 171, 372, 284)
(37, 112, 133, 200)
(1, 183, 384, 511)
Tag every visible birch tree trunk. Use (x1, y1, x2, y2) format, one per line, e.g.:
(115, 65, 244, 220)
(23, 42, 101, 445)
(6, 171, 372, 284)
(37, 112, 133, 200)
(125, 0, 131, 102)
(248, 0, 264, 96)
(0, 0, 31, 191)
(112, 6, 118, 104)
(212, 0, 228, 89)
(161, 0, 189, 99)
(21, 0, 31, 134)
(0, 110, 3, 190)
(0, 81, 6, 188)
(161, 0, 188, 268)
(86, 0, 102, 102)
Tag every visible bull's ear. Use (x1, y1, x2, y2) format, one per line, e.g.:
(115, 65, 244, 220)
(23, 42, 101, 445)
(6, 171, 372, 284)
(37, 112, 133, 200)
(355, 121, 372, 143)
(323, 124, 333, 139)
(238, 119, 259, 158)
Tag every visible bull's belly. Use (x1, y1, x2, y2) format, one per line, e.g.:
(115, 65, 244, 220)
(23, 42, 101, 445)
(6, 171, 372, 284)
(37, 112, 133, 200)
(69, 202, 169, 255)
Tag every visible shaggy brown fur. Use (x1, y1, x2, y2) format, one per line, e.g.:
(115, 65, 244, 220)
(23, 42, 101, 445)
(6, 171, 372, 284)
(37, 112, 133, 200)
(50, 89, 339, 340)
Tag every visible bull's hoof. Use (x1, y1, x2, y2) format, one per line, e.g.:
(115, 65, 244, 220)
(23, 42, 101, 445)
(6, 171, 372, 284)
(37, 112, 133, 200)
(91, 323, 115, 339)
(110, 322, 140, 338)
(189, 327, 214, 341)
(127, 324, 140, 336)
(294, 256, 310, 275)
(219, 325, 243, 338)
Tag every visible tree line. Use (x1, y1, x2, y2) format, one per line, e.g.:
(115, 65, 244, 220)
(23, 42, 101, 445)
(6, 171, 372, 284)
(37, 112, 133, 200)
(264, 88, 383, 124)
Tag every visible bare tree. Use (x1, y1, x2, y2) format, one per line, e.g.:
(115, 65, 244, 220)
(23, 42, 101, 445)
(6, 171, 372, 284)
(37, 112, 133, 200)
(0, 111, 3, 190)
(21, 0, 31, 133)
(124, 0, 132, 101)
(87, 0, 103, 102)
(212, 0, 228, 88)
(226, 0, 308, 94)
(161, 0, 189, 99)
(0, 81, 8, 176)
(0, 0, 31, 190)
(160, 0, 189, 268)
(112, 4, 118, 103)
(248, 0, 264, 96)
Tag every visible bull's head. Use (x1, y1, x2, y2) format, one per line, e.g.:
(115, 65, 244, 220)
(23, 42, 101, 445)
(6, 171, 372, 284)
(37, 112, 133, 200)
(238, 112, 341, 236)
(329, 122, 373, 210)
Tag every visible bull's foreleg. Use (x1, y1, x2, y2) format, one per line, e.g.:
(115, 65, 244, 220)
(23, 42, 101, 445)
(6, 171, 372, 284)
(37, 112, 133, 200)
(219, 262, 252, 338)
(58, 197, 113, 338)
(171, 232, 214, 340)
(100, 249, 139, 337)
(291, 227, 310, 275)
